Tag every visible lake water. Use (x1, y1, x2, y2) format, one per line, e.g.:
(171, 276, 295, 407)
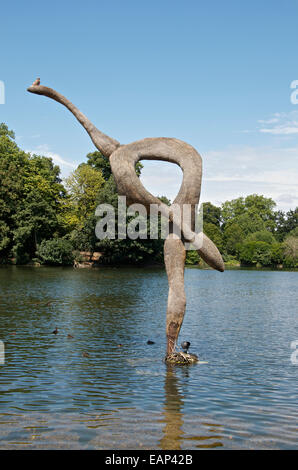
(0, 266, 297, 449)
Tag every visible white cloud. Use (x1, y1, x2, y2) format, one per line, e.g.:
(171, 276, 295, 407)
(140, 160, 182, 202)
(202, 145, 298, 210)
(140, 144, 298, 211)
(27, 144, 77, 173)
(258, 111, 298, 135)
(258, 118, 279, 124)
(41, 151, 77, 169)
(260, 126, 298, 135)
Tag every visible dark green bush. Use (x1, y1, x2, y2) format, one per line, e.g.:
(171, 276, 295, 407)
(239, 241, 273, 267)
(36, 239, 74, 266)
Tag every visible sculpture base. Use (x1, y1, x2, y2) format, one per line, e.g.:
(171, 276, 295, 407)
(164, 351, 199, 365)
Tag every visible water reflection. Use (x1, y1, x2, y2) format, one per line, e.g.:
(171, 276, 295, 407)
(160, 365, 185, 449)
(160, 365, 224, 449)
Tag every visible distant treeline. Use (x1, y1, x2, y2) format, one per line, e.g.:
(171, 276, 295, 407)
(0, 123, 297, 268)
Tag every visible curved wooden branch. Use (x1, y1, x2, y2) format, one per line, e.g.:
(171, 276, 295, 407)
(110, 138, 224, 272)
(27, 84, 120, 158)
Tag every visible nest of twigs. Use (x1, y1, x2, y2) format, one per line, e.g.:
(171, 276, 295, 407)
(164, 351, 199, 365)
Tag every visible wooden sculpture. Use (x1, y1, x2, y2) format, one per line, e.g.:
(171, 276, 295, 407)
(27, 79, 224, 363)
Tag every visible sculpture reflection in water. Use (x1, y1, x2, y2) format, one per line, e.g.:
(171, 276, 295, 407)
(160, 366, 224, 449)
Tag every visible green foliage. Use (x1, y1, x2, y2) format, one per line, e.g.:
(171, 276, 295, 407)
(202, 202, 221, 226)
(223, 223, 244, 257)
(86, 151, 143, 181)
(64, 163, 104, 228)
(283, 233, 298, 268)
(239, 241, 273, 266)
(0, 124, 66, 262)
(223, 256, 240, 267)
(36, 238, 74, 265)
(158, 195, 171, 206)
(0, 221, 10, 252)
(244, 230, 275, 244)
(204, 222, 224, 252)
(270, 243, 284, 265)
(222, 194, 276, 225)
(0, 123, 15, 139)
(185, 250, 199, 265)
(220, 195, 282, 265)
(238, 240, 284, 267)
(274, 208, 298, 241)
(288, 227, 298, 238)
(93, 177, 165, 265)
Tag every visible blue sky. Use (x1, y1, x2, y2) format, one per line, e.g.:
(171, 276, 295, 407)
(1, 0, 298, 210)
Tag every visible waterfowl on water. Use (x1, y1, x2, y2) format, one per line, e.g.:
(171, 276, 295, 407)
(147, 340, 155, 345)
(82, 352, 90, 358)
(67, 334, 74, 339)
(181, 341, 190, 353)
(52, 327, 58, 335)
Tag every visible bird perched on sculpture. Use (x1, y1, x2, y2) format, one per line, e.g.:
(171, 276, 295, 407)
(32, 78, 40, 86)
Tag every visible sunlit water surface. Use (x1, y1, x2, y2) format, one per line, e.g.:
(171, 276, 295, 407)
(0, 266, 297, 449)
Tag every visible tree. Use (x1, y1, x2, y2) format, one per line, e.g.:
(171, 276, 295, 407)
(14, 155, 66, 259)
(284, 208, 298, 233)
(0, 124, 67, 262)
(0, 123, 15, 139)
(86, 151, 114, 181)
(185, 250, 199, 265)
(0, 220, 10, 254)
(288, 227, 298, 237)
(86, 150, 143, 181)
(274, 210, 287, 241)
(275, 208, 298, 241)
(92, 176, 167, 264)
(221, 194, 276, 226)
(221, 197, 246, 224)
(245, 230, 275, 244)
(244, 194, 276, 223)
(0, 132, 27, 259)
(36, 238, 74, 266)
(283, 232, 298, 268)
(239, 241, 273, 266)
(223, 213, 266, 256)
(270, 242, 284, 265)
(65, 163, 105, 228)
(223, 222, 244, 256)
(202, 202, 222, 227)
(204, 222, 224, 252)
